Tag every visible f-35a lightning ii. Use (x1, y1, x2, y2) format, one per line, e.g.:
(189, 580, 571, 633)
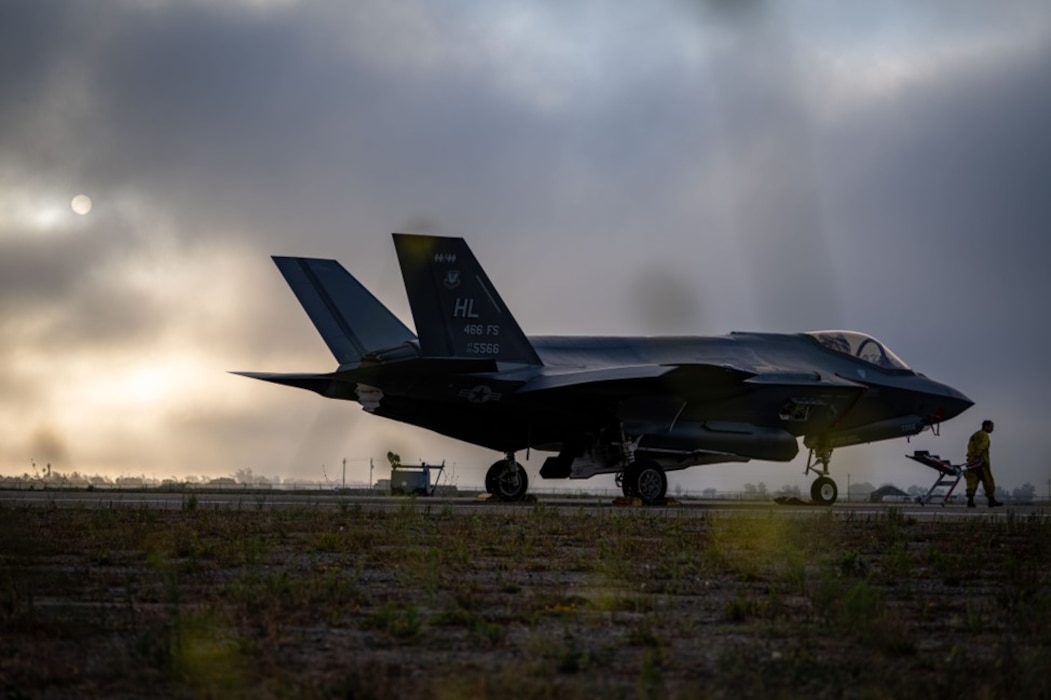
(237, 234, 973, 505)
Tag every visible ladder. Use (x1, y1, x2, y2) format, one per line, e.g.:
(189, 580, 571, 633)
(907, 450, 971, 506)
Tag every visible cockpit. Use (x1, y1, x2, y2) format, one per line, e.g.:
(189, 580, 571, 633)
(805, 330, 910, 371)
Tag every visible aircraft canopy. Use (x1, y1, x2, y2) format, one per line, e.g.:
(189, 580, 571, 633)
(805, 330, 910, 370)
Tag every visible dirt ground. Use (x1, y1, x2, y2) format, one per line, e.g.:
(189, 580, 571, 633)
(1, 499, 1049, 698)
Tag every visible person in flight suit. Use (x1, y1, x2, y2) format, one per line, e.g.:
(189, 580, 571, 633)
(966, 420, 1003, 508)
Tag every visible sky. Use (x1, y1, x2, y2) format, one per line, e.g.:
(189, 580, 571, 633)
(2, 0, 1050, 494)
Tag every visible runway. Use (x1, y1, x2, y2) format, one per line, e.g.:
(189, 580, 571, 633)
(1, 488, 1044, 521)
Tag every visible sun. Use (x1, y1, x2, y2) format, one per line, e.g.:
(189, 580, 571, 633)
(71, 194, 93, 215)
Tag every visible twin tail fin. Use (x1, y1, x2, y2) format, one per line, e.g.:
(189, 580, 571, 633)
(393, 234, 541, 366)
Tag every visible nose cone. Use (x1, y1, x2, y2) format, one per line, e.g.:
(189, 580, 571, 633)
(926, 381, 974, 423)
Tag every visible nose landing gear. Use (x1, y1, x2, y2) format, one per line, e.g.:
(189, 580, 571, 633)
(805, 440, 839, 506)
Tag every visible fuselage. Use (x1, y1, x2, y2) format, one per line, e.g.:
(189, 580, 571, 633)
(532, 332, 971, 429)
(366, 331, 972, 459)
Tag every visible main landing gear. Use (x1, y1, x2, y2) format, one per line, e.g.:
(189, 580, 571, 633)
(616, 459, 668, 506)
(613, 430, 668, 506)
(805, 440, 839, 506)
(485, 453, 529, 502)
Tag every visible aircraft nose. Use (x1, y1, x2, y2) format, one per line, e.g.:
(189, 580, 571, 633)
(927, 383, 974, 422)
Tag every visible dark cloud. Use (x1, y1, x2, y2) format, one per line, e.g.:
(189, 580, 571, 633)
(0, 230, 156, 344)
(803, 28, 1051, 487)
(630, 266, 706, 334)
(818, 34, 1051, 352)
(1, 1, 1049, 486)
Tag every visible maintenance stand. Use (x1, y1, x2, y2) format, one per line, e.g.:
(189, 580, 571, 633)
(907, 450, 974, 506)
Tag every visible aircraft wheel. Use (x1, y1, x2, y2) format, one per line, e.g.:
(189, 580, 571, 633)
(626, 460, 667, 506)
(811, 476, 838, 505)
(486, 460, 528, 502)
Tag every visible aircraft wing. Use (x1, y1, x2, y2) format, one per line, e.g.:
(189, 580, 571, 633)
(516, 364, 679, 393)
(518, 363, 866, 396)
(515, 362, 866, 438)
(742, 370, 867, 388)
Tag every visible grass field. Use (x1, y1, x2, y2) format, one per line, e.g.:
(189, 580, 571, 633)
(2, 499, 1049, 698)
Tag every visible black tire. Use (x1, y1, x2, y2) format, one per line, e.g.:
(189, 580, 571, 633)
(811, 476, 838, 505)
(485, 463, 498, 494)
(626, 460, 667, 505)
(486, 460, 528, 502)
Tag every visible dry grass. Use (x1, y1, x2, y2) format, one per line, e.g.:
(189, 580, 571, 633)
(1, 501, 1049, 698)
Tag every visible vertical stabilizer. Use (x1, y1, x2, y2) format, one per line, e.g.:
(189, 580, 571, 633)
(273, 256, 416, 364)
(392, 234, 542, 365)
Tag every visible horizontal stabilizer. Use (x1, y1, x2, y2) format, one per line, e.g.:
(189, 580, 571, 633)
(232, 356, 502, 396)
(231, 371, 350, 399)
(273, 256, 416, 364)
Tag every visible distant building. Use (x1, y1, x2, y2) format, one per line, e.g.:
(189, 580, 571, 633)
(869, 485, 909, 503)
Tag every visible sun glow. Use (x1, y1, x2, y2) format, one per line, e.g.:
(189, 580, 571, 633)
(71, 194, 93, 215)
(0, 185, 93, 235)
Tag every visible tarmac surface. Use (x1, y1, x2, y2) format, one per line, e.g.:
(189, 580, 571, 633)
(1, 488, 1045, 520)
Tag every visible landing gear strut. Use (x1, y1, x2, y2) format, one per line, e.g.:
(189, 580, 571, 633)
(805, 439, 838, 506)
(485, 453, 528, 502)
(614, 427, 667, 505)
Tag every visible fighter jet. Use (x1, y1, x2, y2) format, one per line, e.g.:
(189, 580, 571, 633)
(236, 234, 973, 505)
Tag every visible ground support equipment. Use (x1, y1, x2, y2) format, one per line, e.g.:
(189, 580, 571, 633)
(907, 450, 974, 506)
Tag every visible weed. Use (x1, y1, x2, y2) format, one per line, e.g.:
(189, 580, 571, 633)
(469, 617, 507, 647)
(3, 503, 1051, 698)
(725, 597, 761, 622)
(928, 548, 966, 587)
(314, 530, 344, 553)
(837, 550, 868, 578)
(550, 630, 611, 674)
(171, 612, 247, 692)
(589, 590, 654, 613)
(637, 645, 663, 699)
(783, 543, 808, 594)
(964, 595, 983, 634)
(0, 571, 35, 626)
(362, 601, 423, 639)
(880, 541, 912, 582)
(625, 619, 662, 648)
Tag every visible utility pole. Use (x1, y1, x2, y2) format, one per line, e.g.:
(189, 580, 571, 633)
(370, 458, 374, 492)
(341, 458, 346, 491)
